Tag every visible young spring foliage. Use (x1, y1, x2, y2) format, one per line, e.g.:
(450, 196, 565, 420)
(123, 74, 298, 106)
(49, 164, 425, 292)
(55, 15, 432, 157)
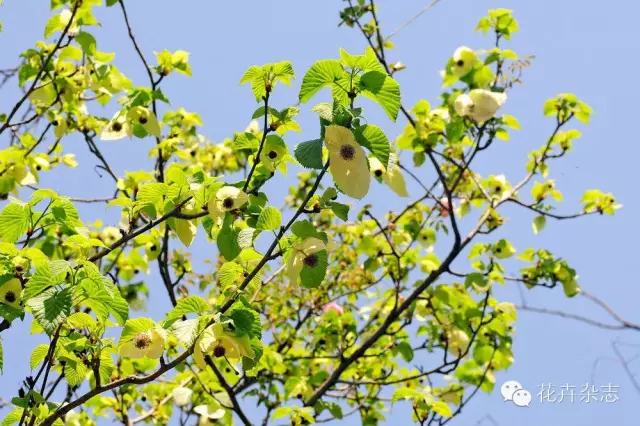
(0, 2, 620, 426)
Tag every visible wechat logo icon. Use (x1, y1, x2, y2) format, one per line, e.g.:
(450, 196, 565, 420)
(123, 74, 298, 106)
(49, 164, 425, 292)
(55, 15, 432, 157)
(501, 380, 532, 407)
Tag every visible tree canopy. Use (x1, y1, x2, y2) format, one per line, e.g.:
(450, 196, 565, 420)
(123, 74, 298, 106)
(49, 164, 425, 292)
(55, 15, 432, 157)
(0, 1, 620, 426)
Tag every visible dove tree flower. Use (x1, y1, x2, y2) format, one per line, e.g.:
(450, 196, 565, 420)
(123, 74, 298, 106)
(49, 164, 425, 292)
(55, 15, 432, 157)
(451, 46, 477, 77)
(100, 112, 132, 141)
(287, 237, 327, 285)
(445, 329, 471, 357)
(207, 186, 249, 223)
(259, 135, 288, 172)
(369, 156, 409, 197)
(118, 319, 166, 359)
(323, 125, 370, 199)
(454, 89, 507, 123)
(194, 403, 226, 425)
(0, 278, 22, 310)
(127, 106, 162, 137)
(193, 323, 255, 369)
(0, 5, 622, 426)
(171, 387, 193, 407)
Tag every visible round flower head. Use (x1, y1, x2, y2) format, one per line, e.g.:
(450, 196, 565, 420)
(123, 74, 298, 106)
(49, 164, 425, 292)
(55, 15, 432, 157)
(193, 323, 254, 369)
(454, 89, 507, 123)
(259, 135, 287, 172)
(324, 125, 370, 199)
(119, 328, 165, 359)
(0, 278, 22, 310)
(418, 228, 437, 249)
(323, 302, 344, 315)
(207, 186, 249, 223)
(368, 156, 409, 198)
(127, 106, 162, 137)
(100, 112, 132, 141)
(287, 237, 327, 285)
(451, 46, 477, 77)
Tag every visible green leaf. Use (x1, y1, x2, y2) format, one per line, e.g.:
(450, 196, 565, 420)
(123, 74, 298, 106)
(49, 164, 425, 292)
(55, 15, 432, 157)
(495, 128, 509, 141)
(164, 296, 210, 327)
(218, 213, 241, 261)
(136, 183, 169, 209)
(465, 273, 490, 292)
(272, 407, 293, 420)
(44, 14, 64, 39)
(175, 219, 197, 247)
(239, 65, 264, 85)
(0, 203, 29, 243)
(299, 59, 345, 104)
(66, 312, 96, 331)
(30, 344, 49, 370)
(502, 114, 521, 130)
(354, 124, 390, 167)
(394, 341, 414, 362)
(329, 202, 349, 221)
(1, 408, 23, 426)
(339, 47, 385, 73)
(171, 318, 201, 346)
(291, 220, 321, 240)
(59, 46, 82, 61)
(256, 207, 282, 231)
(300, 250, 328, 288)
(358, 71, 401, 121)
(242, 339, 264, 374)
(237, 228, 257, 249)
(229, 307, 261, 339)
(24, 260, 70, 300)
(75, 32, 97, 56)
(77, 268, 129, 325)
(432, 401, 453, 418)
(234, 132, 260, 152)
(294, 139, 324, 170)
(532, 215, 546, 234)
(0, 303, 22, 323)
(28, 288, 72, 334)
(99, 350, 115, 385)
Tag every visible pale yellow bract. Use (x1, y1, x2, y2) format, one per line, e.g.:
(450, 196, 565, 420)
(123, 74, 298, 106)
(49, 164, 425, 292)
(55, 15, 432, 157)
(451, 46, 477, 77)
(100, 112, 132, 141)
(119, 329, 165, 359)
(207, 186, 249, 223)
(0, 278, 22, 310)
(193, 323, 255, 369)
(368, 156, 409, 198)
(454, 89, 507, 123)
(287, 237, 327, 285)
(323, 125, 370, 199)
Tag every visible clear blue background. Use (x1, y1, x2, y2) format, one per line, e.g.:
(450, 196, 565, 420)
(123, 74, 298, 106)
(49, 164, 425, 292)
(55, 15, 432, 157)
(1, 1, 639, 425)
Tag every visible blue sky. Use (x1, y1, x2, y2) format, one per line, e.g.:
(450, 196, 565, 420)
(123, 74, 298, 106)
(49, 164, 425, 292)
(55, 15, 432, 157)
(1, 1, 640, 425)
